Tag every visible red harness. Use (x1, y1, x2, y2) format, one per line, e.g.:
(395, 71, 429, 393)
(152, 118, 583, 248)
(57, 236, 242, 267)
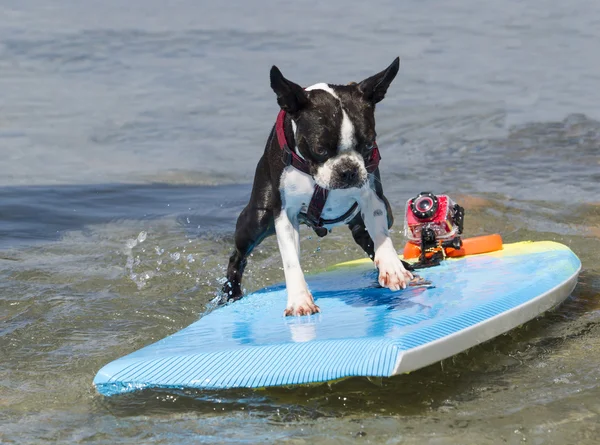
(275, 110, 381, 237)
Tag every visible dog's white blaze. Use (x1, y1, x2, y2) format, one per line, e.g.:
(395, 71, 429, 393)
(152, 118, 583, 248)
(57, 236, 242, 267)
(339, 109, 355, 151)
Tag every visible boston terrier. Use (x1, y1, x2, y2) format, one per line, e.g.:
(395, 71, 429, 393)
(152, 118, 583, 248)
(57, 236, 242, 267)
(223, 57, 413, 316)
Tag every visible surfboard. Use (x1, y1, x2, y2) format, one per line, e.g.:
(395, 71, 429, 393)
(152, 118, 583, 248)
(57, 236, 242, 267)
(94, 240, 581, 397)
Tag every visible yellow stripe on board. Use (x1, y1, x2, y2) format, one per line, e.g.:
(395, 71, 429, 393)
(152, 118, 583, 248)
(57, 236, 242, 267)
(332, 240, 571, 269)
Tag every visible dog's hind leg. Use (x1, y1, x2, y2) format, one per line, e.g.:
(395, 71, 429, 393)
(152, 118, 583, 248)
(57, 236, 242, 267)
(223, 205, 275, 302)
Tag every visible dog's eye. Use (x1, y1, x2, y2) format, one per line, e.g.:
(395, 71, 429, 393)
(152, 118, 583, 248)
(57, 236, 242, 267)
(314, 146, 328, 157)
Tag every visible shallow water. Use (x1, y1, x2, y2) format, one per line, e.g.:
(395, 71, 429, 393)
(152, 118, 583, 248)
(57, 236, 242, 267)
(1, 0, 600, 444)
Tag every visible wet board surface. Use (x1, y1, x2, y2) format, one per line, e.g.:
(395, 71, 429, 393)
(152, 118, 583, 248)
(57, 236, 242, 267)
(94, 241, 581, 396)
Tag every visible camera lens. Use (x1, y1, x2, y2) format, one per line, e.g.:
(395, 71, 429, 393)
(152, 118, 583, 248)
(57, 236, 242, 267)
(416, 197, 434, 213)
(410, 192, 439, 220)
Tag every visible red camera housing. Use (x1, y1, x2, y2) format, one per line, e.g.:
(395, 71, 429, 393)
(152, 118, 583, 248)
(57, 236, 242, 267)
(404, 192, 460, 243)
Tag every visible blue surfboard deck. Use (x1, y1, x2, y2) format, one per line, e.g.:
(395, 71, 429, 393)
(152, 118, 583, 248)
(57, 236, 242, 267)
(94, 241, 580, 396)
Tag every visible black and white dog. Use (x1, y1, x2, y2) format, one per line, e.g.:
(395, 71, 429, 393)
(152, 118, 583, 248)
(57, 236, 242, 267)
(223, 57, 413, 316)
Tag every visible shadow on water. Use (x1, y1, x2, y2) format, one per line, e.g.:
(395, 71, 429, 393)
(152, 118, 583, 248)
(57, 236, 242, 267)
(0, 182, 251, 248)
(95, 268, 599, 420)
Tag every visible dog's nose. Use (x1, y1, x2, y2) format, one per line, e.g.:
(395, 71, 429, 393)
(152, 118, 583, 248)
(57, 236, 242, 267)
(341, 166, 359, 183)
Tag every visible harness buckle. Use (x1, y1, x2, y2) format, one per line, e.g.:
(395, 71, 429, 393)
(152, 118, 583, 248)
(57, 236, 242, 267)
(301, 213, 329, 237)
(313, 226, 329, 237)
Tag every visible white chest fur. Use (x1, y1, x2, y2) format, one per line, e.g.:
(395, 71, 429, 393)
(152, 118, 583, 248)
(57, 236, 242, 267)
(279, 166, 360, 225)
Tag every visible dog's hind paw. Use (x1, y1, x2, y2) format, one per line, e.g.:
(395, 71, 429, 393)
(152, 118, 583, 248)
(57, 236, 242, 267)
(284, 291, 321, 317)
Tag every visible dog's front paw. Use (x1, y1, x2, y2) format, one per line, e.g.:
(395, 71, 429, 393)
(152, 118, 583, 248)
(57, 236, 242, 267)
(284, 290, 321, 317)
(375, 248, 413, 291)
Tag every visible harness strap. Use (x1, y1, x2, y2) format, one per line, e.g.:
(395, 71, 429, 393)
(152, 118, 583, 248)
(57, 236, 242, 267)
(275, 109, 381, 237)
(275, 110, 310, 175)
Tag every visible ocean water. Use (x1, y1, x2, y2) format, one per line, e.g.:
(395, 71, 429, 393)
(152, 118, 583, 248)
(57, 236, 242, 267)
(1, 0, 600, 443)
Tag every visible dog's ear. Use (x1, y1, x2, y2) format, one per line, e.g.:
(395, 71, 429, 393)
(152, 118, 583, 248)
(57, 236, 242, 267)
(357, 57, 400, 104)
(270, 66, 308, 114)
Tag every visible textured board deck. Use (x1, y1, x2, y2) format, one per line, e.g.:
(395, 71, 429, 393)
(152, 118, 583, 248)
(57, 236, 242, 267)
(94, 241, 581, 396)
